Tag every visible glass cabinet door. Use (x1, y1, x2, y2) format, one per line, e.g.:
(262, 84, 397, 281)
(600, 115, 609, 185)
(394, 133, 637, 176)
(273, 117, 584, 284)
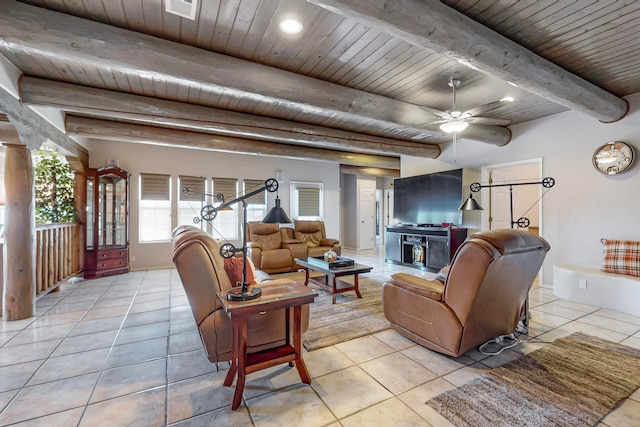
(97, 172, 127, 248)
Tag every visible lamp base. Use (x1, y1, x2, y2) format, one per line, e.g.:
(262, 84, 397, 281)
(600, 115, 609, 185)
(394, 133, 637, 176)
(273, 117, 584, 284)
(225, 284, 262, 301)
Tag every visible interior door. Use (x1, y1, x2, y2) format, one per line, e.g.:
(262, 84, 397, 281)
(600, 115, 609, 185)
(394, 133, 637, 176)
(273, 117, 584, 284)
(489, 169, 518, 229)
(358, 181, 376, 249)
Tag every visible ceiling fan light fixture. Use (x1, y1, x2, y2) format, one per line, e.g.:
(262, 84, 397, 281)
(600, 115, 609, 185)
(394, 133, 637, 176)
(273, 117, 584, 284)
(440, 120, 469, 133)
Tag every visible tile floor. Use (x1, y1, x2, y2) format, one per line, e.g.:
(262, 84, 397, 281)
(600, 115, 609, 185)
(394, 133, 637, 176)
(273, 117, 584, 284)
(0, 247, 639, 426)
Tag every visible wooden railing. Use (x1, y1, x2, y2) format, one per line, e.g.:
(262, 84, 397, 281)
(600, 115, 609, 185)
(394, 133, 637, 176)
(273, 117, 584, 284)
(35, 223, 82, 298)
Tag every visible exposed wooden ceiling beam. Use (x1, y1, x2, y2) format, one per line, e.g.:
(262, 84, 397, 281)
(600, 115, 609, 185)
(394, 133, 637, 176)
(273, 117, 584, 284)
(0, 83, 88, 165)
(20, 77, 440, 159)
(310, 0, 629, 123)
(340, 165, 400, 178)
(66, 116, 400, 170)
(0, 1, 510, 147)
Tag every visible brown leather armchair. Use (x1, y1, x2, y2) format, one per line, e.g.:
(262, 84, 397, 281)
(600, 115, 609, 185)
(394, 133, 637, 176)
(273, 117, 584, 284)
(245, 222, 306, 274)
(171, 225, 309, 363)
(383, 229, 550, 357)
(283, 220, 342, 258)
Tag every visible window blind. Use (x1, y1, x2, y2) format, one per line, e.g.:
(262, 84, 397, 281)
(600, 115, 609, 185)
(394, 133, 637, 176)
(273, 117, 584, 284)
(140, 173, 170, 200)
(298, 187, 320, 217)
(212, 178, 237, 204)
(243, 179, 266, 205)
(179, 175, 205, 201)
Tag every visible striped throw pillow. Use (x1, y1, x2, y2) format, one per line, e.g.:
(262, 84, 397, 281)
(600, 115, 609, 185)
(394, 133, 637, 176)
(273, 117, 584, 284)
(601, 239, 640, 277)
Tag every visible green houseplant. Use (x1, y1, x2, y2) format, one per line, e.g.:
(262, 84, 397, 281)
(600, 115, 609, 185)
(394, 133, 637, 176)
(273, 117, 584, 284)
(34, 150, 76, 224)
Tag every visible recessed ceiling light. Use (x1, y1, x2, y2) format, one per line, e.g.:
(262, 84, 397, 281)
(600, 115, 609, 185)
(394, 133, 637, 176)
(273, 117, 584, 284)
(501, 96, 514, 103)
(279, 18, 303, 34)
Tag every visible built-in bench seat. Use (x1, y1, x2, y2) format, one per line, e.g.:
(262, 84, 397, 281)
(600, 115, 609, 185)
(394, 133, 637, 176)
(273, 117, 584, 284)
(553, 264, 640, 317)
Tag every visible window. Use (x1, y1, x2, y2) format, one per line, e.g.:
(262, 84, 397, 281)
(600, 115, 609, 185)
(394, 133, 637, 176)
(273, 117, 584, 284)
(243, 179, 267, 222)
(139, 173, 171, 242)
(290, 181, 323, 220)
(178, 175, 206, 227)
(211, 178, 238, 240)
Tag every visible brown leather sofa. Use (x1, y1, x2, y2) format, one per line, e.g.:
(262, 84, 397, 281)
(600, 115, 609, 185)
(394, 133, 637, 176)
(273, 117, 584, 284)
(282, 220, 342, 258)
(382, 229, 550, 357)
(171, 225, 309, 363)
(245, 220, 342, 273)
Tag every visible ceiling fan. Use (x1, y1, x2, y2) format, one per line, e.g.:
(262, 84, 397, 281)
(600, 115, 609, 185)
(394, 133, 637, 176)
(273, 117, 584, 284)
(422, 77, 513, 160)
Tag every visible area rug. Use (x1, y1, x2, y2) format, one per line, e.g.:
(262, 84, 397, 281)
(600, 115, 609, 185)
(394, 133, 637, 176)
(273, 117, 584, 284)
(271, 271, 390, 351)
(427, 332, 640, 427)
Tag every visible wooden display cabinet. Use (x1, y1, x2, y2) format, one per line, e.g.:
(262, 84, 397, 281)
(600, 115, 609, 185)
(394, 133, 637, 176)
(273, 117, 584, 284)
(84, 166, 130, 278)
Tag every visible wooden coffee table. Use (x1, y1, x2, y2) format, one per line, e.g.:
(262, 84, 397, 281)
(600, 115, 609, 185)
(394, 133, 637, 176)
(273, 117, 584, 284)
(295, 257, 372, 304)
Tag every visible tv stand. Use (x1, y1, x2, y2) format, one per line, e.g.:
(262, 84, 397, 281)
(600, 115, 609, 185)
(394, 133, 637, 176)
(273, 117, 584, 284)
(385, 225, 467, 272)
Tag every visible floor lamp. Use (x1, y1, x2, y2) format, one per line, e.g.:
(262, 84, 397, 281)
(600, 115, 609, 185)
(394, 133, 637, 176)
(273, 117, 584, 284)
(459, 177, 556, 228)
(191, 178, 280, 301)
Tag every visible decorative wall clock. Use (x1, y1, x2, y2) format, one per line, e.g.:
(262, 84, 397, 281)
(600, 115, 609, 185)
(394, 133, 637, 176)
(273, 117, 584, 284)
(592, 141, 635, 175)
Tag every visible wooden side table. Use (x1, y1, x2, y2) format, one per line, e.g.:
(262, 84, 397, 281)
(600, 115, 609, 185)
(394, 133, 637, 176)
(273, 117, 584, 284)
(217, 282, 316, 410)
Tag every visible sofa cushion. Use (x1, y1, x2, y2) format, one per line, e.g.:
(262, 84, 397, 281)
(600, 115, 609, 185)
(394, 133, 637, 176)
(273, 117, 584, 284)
(601, 239, 640, 277)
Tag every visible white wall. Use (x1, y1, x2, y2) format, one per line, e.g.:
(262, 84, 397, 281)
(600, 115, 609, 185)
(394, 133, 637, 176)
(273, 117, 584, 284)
(402, 93, 640, 285)
(86, 140, 341, 270)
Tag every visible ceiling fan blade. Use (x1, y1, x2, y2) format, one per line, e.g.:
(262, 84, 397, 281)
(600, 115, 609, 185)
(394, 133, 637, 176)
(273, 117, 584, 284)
(420, 105, 448, 118)
(468, 116, 511, 126)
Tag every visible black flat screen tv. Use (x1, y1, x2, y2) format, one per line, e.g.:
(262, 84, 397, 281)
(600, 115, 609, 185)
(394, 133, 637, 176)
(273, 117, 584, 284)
(393, 169, 463, 226)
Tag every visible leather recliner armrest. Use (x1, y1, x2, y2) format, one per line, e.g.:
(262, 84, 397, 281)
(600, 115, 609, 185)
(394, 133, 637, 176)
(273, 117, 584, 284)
(282, 238, 304, 245)
(320, 238, 339, 246)
(246, 241, 262, 249)
(388, 273, 444, 301)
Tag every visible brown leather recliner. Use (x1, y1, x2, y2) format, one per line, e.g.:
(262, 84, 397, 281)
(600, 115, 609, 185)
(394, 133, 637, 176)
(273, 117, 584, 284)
(383, 229, 550, 357)
(282, 220, 342, 258)
(171, 225, 309, 363)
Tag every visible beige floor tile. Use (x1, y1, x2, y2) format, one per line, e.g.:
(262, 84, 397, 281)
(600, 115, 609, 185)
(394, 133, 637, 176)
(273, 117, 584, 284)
(169, 329, 203, 355)
(401, 345, 472, 376)
(10, 407, 84, 427)
(397, 378, 456, 427)
(601, 398, 640, 427)
(373, 329, 416, 351)
(115, 321, 170, 345)
(0, 372, 99, 425)
(241, 363, 311, 400)
(123, 308, 171, 328)
(528, 309, 573, 328)
(167, 348, 221, 383)
(80, 386, 166, 427)
(578, 313, 640, 335)
(547, 298, 600, 313)
(167, 371, 235, 424)
(0, 360, 44, 393)
(0, 389, 18, 413)
(311, 365, 393, 419)
(335, 335, 394, 364)
(597, 309, 640, 326)
(106, 336, 168, 369)
(247, 383, 335, 427)
(532, 302, 592, 320)
(51, 329, 119, 357)
(365, 351, 439, 393)
(6, 323, 75, 347)
(69, 316, 124, 336)
(621, 336, 640, 350)
(442, 362, 489, 387)
(0, 340, 61, 367)
(169, 406, 253, 426)
(340, 397, 430, 426)
(27, 347, 111, 386)
(304, 345, 355, 379)
(91, 358, 167, 403)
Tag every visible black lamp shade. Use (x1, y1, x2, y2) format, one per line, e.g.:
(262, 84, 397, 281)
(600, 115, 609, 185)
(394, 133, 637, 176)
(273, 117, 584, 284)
(262, 197, 292, 223)
(458, 194, 484, 211)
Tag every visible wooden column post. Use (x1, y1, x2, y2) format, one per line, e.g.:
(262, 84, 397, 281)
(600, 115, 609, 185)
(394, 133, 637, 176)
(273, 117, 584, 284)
(3, 144, 36, 320)
(72, 167, 86, 273)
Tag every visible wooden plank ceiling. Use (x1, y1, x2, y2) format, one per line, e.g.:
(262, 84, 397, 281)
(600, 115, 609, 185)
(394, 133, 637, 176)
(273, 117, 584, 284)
(0, 0, 639, 174)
